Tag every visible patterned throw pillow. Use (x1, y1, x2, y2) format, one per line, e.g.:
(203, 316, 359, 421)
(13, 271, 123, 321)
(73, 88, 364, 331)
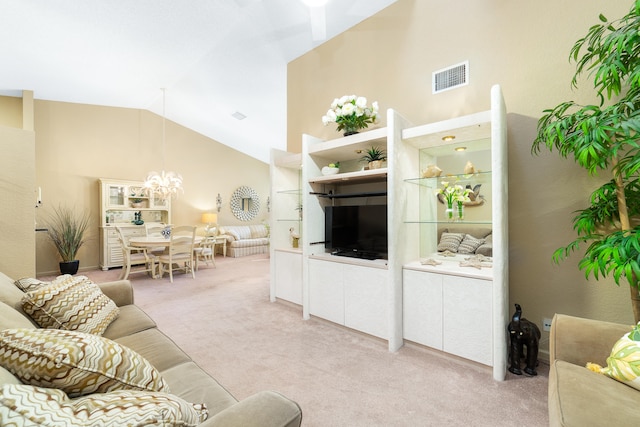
(0, 384, 209, 426)
(587, 325, 640, 391)
(21, 274, 119, 335)
(13, 277, 49, 292)
(458, 234, 486, 254)
(0, 328, 170, 398)
(437, 232, 464, 252)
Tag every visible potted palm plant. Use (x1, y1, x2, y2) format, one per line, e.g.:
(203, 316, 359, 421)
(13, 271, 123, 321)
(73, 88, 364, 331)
(361, 146, 387, 170)
(532, 1, 640, 323)
(45, 205, 91, 275)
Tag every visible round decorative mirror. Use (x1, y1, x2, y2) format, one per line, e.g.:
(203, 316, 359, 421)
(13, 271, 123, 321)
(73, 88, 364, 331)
(230, 186, 260, 221)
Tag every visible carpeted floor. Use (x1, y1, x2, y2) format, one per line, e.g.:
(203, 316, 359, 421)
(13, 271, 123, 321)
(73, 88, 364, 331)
(71, 254, 549, 426)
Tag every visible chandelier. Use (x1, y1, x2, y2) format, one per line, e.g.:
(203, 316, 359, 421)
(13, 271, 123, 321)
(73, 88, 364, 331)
(143, 88, 183, 200)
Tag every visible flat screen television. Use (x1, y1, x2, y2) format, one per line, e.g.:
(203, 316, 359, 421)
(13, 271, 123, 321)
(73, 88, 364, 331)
(324, 205, 388, 260)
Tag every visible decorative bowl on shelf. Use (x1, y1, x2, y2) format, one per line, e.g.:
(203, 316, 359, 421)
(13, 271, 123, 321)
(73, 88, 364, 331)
(321, 166, 339, 176)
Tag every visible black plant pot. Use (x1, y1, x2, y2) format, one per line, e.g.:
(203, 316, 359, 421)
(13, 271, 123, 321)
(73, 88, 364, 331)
(59, 260, 79, 275)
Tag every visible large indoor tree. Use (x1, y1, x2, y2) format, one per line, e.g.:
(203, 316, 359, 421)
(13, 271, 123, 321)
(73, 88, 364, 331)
(532, 0, 640, 323)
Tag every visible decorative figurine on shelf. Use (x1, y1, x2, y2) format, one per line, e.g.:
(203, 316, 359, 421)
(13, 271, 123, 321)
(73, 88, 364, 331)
(133, 211, 144, 225)
(421, 164, 442, 178)
(289, 227, 300, 248)
(507, 303, 541, 376)
(463, 160, 476, 175)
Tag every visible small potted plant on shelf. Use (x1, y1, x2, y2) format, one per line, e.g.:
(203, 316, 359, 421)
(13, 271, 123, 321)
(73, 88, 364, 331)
(361, 146, 387, 170)
(322, 161, 340, 176)
(44, 205, 91, 275)
(131, 198, 145, 208)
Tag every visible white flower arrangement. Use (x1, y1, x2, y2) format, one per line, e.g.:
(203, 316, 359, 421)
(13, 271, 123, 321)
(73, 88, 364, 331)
(322, 95, 379, 134)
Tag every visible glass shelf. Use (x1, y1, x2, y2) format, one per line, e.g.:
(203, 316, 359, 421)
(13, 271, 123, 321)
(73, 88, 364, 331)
(277, 189, 302, 195)
(404, 220, 492, 225)
(405, 170, 491, 187)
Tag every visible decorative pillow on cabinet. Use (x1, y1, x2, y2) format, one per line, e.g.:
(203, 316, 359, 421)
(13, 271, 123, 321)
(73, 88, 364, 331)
(436, 232, 464, 252)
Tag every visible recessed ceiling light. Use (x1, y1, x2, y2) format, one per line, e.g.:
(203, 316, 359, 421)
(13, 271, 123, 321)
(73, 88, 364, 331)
(231, 111, 247, 120)
(442, 135, 455, 142)
(454, 146, 467, 152)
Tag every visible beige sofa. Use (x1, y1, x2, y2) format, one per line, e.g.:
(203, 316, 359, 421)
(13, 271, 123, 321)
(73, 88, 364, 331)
(219, 224, 270, 258)
(0, 272, 302, 426)
(549, 314, 639, 426)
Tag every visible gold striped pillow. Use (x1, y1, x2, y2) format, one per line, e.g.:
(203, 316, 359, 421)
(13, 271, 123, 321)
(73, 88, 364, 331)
(21, 275, 119, 335)
(0, 328, 169, 398)
(0, 384, 208, 426)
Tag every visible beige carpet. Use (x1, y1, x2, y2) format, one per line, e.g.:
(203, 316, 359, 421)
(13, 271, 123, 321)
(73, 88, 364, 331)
(71, 254, 549, 426)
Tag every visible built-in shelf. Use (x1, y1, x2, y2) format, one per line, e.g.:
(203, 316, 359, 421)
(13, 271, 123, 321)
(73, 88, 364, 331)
(308, 127, 388, 161)
(405, 170, 492, 186)
(313, 191, 387, 199)
(308, 168, 387, 184)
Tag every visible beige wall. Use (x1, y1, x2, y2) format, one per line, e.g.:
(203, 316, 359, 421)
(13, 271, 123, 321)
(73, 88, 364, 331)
(288, 0, 635, 353)
(0, 124, 36, 278)
(29, 99, 269, 275)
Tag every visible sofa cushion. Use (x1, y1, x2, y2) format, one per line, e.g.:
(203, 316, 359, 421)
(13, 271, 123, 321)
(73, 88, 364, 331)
(0, 272, 28, 311)
(0, 328, 169, 398)
(457, 234, 485, 254)
(101, 305, 157, 341)
(115, 328, 192, 372)
(437, 232, 464, 252)
(550, 360, 640, 427)
(161, 361, 238, 416)
(21, 275, 119, 335)
(0, 384, 208, 426)
(13, 277, 49, 292)
(0, 301, 36, 331)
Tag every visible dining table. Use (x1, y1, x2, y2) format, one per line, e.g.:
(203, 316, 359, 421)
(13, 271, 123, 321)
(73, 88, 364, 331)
(129, 235, 203, 279)
(129, 235, 203, 248)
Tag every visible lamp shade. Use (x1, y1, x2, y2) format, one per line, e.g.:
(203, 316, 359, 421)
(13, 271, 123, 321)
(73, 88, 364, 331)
(202, 213, 218, 224)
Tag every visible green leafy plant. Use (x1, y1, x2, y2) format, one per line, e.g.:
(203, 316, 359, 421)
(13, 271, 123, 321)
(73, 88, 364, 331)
(532, 1, 640, 322)
(45, 205, 91, 262)
(321, 95, 379, 134)
(361, 146, 387, 163)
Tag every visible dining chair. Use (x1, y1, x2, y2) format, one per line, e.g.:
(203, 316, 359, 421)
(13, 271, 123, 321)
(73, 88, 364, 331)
(194, 235, 216, 270)
(157, 225, 196, 283)
(145, 223, 169, 256)
(115, 226, 157, 280)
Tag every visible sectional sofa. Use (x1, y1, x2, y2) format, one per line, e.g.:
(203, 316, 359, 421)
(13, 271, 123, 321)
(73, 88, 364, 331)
(0, 272, 302, 426)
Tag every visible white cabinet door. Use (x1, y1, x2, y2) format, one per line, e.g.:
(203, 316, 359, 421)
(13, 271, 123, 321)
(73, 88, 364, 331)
(442, 275, 493, 366)
(344, 264, 387, 339)
(274, 250, 302, 304)
(308, 259, 344, 324)
(402, 269, 443, 349)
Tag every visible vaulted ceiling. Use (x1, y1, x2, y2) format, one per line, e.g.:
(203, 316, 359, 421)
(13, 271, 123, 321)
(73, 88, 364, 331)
(0, 0, 397, 162)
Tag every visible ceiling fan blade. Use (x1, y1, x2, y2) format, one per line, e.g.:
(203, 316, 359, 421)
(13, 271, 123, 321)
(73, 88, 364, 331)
(309, 6, 326, 41)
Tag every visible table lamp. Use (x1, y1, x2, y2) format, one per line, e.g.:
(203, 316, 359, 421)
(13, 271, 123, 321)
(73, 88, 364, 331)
(202, 212, 218, 235)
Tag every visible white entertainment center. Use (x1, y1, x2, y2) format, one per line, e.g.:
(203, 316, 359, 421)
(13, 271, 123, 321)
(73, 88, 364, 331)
(270, 85, 508, 380)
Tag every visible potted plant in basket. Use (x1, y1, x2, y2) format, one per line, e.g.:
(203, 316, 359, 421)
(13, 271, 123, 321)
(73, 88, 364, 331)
(532, 1, 640, 323)
(44, 205, 91, 275)
(361, 146, 387, 170)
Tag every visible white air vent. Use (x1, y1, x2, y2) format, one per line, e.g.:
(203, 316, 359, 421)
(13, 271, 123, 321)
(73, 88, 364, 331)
(432, 61, 469, 94)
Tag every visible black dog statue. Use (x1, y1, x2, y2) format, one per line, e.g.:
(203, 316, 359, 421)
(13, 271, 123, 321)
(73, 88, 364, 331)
(507, 303, 541, 376)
